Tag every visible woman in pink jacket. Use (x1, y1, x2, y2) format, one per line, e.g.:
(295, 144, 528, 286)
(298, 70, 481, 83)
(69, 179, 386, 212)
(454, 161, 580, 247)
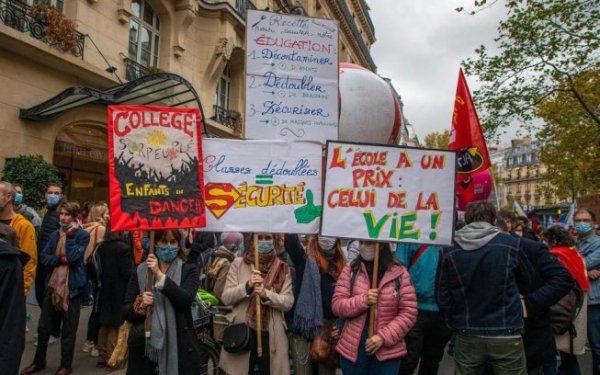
(332, 241, 417, 374)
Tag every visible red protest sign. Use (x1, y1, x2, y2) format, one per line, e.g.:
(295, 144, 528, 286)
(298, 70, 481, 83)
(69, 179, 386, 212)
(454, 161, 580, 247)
(107, 105, 206, 231)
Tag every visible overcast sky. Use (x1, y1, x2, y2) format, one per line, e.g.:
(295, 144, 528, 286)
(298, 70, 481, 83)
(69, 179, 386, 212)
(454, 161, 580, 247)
(368, 1, 508, 146)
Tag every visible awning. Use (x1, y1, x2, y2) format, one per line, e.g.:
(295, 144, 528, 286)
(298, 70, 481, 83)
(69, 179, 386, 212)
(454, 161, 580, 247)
(19, 72, 207, 133)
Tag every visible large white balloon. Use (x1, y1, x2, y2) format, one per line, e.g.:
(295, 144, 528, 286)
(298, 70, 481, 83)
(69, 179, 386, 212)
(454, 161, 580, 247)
(338, 63, 402, 144)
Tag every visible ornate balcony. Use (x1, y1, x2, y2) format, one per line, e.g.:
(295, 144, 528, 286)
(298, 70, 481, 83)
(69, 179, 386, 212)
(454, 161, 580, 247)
(0, 0, 85, 58)
(211, 105, 242, 135)
(124, 58, 151, 81)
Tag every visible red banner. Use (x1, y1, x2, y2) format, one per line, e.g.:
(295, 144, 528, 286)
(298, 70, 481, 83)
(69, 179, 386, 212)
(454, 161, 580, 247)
(107, 105, 206, 231)
(449, 69, 491, 210)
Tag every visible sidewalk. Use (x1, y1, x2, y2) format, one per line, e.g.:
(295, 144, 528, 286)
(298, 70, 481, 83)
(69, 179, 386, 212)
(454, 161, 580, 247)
(21, 304, 125, 375)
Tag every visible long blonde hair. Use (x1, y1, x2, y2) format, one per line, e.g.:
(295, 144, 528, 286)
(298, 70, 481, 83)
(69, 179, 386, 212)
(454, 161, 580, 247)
(88, 203, 109, 226)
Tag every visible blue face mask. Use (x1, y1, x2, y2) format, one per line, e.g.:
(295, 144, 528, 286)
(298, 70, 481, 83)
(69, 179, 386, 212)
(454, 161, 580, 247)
(155, 246, 179, 262)
(14, 193, 23, 205)
(47, 194, 60, 207)
(574, 222, 593, 235)
(258, 240, 274, 254)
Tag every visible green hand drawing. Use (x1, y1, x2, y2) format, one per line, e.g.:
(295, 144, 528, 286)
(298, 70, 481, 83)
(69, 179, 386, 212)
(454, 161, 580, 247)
(294, 189, 322, 224)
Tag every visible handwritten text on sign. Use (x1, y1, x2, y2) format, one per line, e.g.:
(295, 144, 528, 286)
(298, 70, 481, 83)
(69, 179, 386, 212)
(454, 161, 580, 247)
(107, 105, 206, 231)
(321, 142, 456, 245)
(201, 139, 322, 234)
(245, 10, 339, 143)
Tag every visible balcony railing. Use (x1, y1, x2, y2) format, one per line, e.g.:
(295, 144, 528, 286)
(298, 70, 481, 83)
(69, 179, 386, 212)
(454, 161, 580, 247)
(0, 0, 85, 58)
(235, 0, 255, 16)
(211, 105, 242, 134)
(125, 58, 151, 81)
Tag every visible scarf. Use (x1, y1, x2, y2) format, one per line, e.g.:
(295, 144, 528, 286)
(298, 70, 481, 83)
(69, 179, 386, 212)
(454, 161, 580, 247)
(48, 232, 69, 311)
(243, 249, 288, 331)
(292, 256, 323, 339)
(137, 257, 182, 375)
(550, 246, 590, 292)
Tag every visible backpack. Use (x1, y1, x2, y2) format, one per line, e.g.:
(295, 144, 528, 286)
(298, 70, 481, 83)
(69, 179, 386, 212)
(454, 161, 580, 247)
(549, 285, 584, 335)
(202, 255, 230, 292)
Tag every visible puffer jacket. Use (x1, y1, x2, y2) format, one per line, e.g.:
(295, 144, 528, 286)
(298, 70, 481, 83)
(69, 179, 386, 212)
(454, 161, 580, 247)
(332, 261, 417, 363)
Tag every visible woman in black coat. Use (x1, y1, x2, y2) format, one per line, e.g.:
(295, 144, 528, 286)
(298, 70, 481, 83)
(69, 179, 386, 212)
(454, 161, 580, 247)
(123, 229, 202, 375)
(95, 230, 133, 368)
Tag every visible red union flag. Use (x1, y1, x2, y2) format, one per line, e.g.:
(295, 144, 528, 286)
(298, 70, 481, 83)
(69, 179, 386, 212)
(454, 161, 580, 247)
(448, 69, 491, 210)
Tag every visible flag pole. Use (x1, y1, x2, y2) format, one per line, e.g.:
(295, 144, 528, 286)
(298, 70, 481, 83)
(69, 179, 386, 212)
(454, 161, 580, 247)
(491, 168, 501, 210)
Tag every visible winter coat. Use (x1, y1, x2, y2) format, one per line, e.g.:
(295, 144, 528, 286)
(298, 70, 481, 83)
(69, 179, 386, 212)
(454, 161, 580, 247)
(395, 243, 443, 312)
(40, 228, 90, 298)
(219, 257, 294, 375)
(9, 213, 37, 295)
(437, 225, 533, 335)
(0, 240, 29, 375)
(97, 239, 133, 327)
(332, 261, 417, 363)
(577, 232, 600, 305)
(83, 221, 106, 264)
(123, 263, 202, 375)
(37, 201, 62, 253)
(517, 236, 574, 370)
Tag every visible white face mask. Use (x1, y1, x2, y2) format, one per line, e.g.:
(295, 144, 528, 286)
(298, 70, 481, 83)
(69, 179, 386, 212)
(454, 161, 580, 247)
(318, 236, 337, 251)
(359, 243, 375, 261)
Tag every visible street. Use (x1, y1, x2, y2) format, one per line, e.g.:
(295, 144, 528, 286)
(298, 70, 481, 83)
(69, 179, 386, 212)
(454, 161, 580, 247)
(21, 302, 593, 374)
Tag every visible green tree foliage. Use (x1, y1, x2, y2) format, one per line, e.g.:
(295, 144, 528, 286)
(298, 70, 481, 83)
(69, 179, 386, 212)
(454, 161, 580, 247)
(537, 70, 600, 201)
(462, 0, 600, 141)
(423, 130, 451, 149)
(2, 155, 60, 210)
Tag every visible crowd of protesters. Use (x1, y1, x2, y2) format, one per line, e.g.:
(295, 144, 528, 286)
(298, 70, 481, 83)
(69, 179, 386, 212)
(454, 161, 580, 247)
(0, 180, 599, 375)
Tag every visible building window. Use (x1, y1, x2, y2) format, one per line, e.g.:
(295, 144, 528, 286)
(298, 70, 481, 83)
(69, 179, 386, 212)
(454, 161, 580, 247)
(28, 0, 64, 12)
(216, 64, 231, 111)
(128, 0, 160, 68)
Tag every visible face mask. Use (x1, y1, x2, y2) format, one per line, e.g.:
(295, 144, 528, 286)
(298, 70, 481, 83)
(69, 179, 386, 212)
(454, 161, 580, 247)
(318, 236, 337, 251)
(359, 243, 375, 261)
(61, 223, 72, 231)
(236, 241, 245, 255)
(258, 240, 274, 254)
(155, 246, 179, 262)
(514, 231, 523, 237)
(47, 194, 60, 207)
(574, 222, 593, 235)
(14, 193, 23, 205)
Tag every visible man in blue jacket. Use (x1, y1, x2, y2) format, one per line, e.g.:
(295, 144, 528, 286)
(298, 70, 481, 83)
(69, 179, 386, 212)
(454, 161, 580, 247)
(21, 201, 90, 375)
(437, 201, 533, 374)
(396, 243, 451, 375)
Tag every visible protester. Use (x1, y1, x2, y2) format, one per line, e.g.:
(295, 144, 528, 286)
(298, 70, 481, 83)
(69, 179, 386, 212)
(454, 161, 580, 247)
(396, 242, 451, 375)
(0, 223, 29, 375)
(542, 225, 590, 374)
(288, 235, 346, 375)
(497, 210, 573, 375)
(517, 216, 539, 241)
(573, 208, 600, 375)
(219, 232, 294, 375)
(437, 202, 533, 374)
(95, 229, 133, 370)
(82, 203, 109, 355)
(21, 201, 90, 375)
(122, 229, 202, 375)
(12, 183, 42, 231)
(0, 181, 37, 297)
(332, 241, 417, 374)
(202, 231, 243, 302)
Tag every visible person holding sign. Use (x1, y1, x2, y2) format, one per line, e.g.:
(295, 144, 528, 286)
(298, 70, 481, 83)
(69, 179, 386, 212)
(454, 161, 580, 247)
(122, 229, 202, 375)
(219, 232, 294, 375)
(332, 241, 417, 374)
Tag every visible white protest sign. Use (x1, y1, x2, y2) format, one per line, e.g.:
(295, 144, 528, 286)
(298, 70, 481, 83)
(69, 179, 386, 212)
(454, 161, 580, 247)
(245, 9, 339, 143)
(201, 139, 322, 233)
(321, 141, 457, 245)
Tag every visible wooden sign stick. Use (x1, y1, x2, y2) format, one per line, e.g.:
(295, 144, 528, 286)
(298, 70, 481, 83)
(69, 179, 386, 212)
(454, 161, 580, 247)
(254, 233, 263, 357)
(368, 242, 380, 337)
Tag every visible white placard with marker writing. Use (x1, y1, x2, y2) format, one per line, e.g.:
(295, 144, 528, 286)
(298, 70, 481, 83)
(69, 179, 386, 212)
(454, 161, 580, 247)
(245, 9, 339, 143)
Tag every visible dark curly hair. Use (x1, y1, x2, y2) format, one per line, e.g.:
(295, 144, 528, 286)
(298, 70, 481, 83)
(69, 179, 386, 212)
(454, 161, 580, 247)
(542, 226, 575, 247)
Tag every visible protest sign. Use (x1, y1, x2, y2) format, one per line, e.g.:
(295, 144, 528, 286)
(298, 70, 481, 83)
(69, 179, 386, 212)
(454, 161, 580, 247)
(321, 141, 456, 245)
(201, 139, 322, 233)
(107, 105, 205, 231)
(245, 9, 339, 143)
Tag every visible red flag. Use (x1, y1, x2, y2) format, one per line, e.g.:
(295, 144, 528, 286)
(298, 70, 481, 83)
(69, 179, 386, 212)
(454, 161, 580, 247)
(448, 69, 491, 210)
